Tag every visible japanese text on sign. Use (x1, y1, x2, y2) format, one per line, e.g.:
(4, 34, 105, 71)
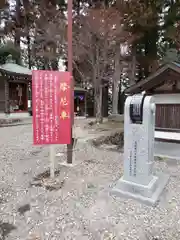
(32, 70, 72, 145)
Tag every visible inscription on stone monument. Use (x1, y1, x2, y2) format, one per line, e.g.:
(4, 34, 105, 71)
(129, 151, 132, 176)
(133, 141, 137, 177)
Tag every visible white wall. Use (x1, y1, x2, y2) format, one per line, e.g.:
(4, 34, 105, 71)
(154, 94, 180, 104)
(0, 112, 29, 118)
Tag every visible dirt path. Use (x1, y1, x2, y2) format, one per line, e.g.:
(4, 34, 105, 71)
(0, 120, 180, 240)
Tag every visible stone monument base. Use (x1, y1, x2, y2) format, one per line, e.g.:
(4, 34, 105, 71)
(111, 173, 169, 206)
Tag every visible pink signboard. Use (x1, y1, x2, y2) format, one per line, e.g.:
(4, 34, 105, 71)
(32, 70, 72, 145)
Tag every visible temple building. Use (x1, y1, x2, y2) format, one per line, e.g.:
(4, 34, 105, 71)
(0, 60, 31, 118)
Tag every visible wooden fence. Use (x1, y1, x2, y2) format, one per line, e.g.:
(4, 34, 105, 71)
(156, 104, 180, 130)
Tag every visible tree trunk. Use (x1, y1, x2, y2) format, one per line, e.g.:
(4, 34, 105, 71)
(95, 83, 103, 123)
(15, 0, 21, 64)
(27, 32, 31, 69)
(93, 45, 103, 123)
(129, 46, 136, 85)
(94, 74, 103, 123)
(112, 46, 121, 115)
(22, 0, 31, 69)
(102, 84, 108, 117)
(51, 59, 59, 70)
(112, 80, 119, 114)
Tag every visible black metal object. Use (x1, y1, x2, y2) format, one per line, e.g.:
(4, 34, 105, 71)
(129, 95, 146, 124)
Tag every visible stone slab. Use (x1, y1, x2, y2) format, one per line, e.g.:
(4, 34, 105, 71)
(111, 173, 169, 206)
(116, 175, 158, 198)
(56, 153, 64, 157)
(58, 161, 77, 167)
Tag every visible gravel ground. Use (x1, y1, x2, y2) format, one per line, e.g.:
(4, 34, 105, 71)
(0, 121, 180, 240)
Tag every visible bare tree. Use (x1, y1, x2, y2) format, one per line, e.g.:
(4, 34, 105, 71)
(73, 6, 130, 122)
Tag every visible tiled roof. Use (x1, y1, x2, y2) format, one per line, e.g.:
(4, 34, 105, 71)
(0, 63, 32, 75)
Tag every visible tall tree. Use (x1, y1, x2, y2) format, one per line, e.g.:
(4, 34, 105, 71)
(14, 0, 21, 64)
(122, 0, 164, 81)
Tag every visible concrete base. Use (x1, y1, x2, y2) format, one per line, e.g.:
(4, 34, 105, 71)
(56, 153, 77, 167)
(111, 173, 169, 206)
(56, 153, 64, 157)
(0, 112, 30, 118)
(58, 161, 77, 167)
(75, 116, 86, 119)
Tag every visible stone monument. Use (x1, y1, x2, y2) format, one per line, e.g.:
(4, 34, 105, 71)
(111, 94, 169, 206)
